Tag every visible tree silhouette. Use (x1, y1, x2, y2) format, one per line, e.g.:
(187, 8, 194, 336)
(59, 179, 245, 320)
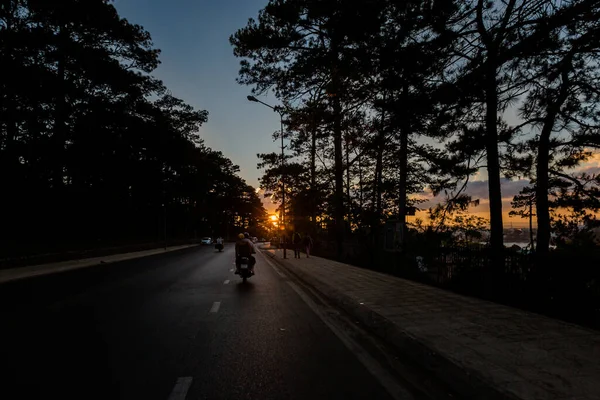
(0, 0, 266, 258)
(513, 4, 600, 255)
(231, 0, 600, 328)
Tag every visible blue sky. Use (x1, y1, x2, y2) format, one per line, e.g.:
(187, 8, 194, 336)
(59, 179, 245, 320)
(113, 0, 280, 192)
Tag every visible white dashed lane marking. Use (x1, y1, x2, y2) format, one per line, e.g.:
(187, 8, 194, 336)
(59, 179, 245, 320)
(210, 302, 221, 313)
(168, 377, 192, 400)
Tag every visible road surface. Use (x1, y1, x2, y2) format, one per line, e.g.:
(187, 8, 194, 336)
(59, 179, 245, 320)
(0, 245, 416, 400)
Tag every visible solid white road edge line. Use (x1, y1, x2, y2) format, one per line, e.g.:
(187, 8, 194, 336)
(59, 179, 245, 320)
(168, 377, 193, 400)
(259, 251, 415, 400)
(260, 254, 285, 277)
(210, 301, 221, 313)
(272, 266, 285, 278)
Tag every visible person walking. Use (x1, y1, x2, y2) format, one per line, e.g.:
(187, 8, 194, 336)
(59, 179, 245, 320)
(303, 233, 313, 258)
(293, 231, 302, 258)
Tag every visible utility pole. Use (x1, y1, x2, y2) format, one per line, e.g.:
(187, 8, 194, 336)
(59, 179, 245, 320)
(247, 95, 287, 258)
(278, 108, 287, 259)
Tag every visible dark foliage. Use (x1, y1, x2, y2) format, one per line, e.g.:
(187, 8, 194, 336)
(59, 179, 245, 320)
(0, 0, 266, 258)
(229, 0, 600, 328)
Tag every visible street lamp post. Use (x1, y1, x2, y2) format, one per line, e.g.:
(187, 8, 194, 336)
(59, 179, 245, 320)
(247, 95, 287, 259)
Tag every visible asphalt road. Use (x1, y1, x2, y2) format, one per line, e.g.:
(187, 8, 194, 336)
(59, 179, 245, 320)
(0, 245, 404, 400)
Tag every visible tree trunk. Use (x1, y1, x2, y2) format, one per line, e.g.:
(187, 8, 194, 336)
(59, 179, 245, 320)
(329, 35, 344, 259)
(374, 96, 386, 217)
(371, 101, 385, 251)
(4, 110, 17, 167)
(333, 93, 344, 259)
(2, 2, 18, 175)
(345, 133, 351, 228)
(398, 82, 409, 251)
(357, 150, 364, 211)
(484, 57, 504, 266)
(536, 129, 552, 257)
(529, 200, 535, 251)
(53, 25, 68, 188)
(536, 63, 570, 256)
(310, 122, 317, 234)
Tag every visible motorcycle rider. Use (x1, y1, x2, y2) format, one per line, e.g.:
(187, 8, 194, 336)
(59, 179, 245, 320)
(215, 236, 224, 251)
(235, 232, 256, 274)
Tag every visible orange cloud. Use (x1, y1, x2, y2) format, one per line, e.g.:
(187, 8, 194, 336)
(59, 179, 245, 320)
(257, 188, 279, 213)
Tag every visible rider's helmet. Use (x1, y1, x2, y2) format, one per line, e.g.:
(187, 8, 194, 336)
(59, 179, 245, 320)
(238, 233, 245, 239)
(244, 232, 250, 238)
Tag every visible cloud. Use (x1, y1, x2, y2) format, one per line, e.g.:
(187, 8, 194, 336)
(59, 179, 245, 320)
(578, 166, 600, 176)
(256, 188, 278, 213)
(416, 178, 531, 210)
(466, 178, 530, 200)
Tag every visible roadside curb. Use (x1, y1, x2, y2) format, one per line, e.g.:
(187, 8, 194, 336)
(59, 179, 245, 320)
(261, 248, 518, 400)
(0, 244, 199, 285)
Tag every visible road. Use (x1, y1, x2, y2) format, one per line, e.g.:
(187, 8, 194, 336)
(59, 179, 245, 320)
(0, 245, 416, 400)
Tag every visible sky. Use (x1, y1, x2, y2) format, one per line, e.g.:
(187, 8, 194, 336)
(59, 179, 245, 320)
(411, 153, 600, 228)
(113, 0, 281, 192)
(113, 0, 598, 227)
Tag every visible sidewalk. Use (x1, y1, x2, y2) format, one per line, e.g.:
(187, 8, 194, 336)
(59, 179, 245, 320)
(262, 247, 600, 400)
(0, 244, 198, 284)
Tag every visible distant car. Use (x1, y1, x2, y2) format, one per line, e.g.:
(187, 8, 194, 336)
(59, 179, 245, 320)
(201, 237, 212, 245)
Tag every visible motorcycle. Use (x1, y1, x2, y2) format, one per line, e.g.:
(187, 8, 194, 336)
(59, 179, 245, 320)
(215, 243, 224, 252)
(238, 256, 254, 282)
